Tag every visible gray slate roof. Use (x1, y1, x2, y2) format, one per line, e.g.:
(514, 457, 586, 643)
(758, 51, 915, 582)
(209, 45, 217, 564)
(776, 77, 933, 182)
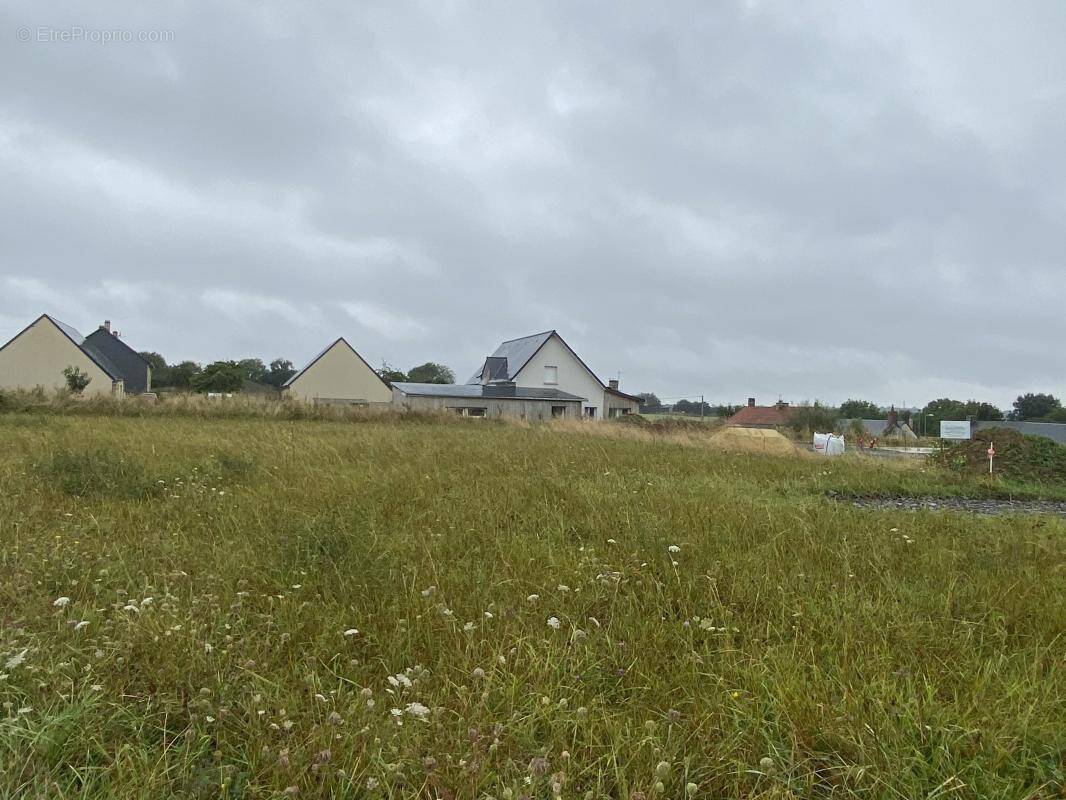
(394, 382, 585, 402)
(466, 331, 555, 383)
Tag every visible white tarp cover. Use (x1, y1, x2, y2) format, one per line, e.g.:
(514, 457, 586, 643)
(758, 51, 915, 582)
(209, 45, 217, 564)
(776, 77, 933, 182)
(813, 432, 845, 455)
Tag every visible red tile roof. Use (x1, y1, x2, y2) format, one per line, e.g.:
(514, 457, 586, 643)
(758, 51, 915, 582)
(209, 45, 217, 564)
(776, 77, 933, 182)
(726, 404, 796, 427)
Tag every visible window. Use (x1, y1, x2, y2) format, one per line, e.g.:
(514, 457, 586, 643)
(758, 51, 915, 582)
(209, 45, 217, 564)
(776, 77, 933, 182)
(543, 365, 558, 385)
(584, 406, 597, 419)
(551, 405, 566, 418)
(449, 407, 486, 417)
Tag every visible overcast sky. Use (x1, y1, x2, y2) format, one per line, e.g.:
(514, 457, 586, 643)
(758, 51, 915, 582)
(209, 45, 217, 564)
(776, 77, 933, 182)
(2, 2, 1064, 408)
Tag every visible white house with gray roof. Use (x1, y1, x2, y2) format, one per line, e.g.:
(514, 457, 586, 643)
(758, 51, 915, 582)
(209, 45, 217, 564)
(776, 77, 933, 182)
(466, 330, 639, 419)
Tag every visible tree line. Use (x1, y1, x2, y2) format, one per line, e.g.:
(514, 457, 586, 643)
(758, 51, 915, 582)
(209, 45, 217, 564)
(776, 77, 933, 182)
(138, 352, 456, 394)
(635, 392, 1066, 427)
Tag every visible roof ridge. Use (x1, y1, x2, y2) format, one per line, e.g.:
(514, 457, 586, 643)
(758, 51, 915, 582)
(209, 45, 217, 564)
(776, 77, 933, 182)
(497, 329, 555, 344)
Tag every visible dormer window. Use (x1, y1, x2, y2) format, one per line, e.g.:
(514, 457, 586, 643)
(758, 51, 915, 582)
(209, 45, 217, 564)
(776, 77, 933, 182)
(543, 365, 558, 385)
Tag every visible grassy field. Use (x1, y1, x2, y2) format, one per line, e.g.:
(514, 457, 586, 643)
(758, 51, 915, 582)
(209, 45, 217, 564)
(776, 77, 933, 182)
(0, 413, 1063, 799)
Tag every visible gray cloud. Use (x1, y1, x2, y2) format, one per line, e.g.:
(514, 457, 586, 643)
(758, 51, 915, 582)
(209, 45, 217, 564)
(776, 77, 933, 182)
(2, 1, 1064, 408)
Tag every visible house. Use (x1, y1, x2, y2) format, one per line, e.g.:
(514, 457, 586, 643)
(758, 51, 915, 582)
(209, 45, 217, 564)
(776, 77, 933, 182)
(0, 314, 128, 397)
(726, 397, 795, 428)
(282, 337, 392, 405)
(393, 360, 585, 419)
(466, 330, 640, 419)
(82, 320, 152, 394)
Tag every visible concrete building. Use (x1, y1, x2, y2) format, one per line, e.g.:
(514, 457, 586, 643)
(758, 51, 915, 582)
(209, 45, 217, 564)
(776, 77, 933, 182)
(0, 314, 127, 397)
(467, 330, 639, 419)
(283, 337, 392, 405)
(392, 381, 585, 420)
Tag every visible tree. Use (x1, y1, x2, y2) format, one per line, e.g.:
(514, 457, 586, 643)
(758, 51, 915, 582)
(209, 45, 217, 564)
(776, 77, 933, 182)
(264, 358, 296, 388)
(191, 361, 244, 393)
(673, 399, 712, 416)
(920, 398, 968, 435)
(710, 404, 742, 418)
(637, 393, 662, 412)
(962, 401, 1003, 421)
(839, 399, 883, 419)
(788, 402, 840, 435)
(1012, 392, 1061, 421)
(377, 361, 407, 383)
(168, 361, 201, 390)
(407, 362, 455, 384)
(62, 365, 91, 394)
(138, 351, 169, 387)
(237, 358, 268, 383)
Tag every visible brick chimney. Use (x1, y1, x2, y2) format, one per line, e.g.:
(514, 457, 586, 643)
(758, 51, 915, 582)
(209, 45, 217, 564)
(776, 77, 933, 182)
(747, 397, 756, 407)
(102, 320, 111, 334)
(608, 379, 619, 390)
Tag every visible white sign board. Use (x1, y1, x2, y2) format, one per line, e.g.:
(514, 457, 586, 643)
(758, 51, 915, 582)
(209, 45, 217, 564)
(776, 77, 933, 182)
(940, 420, 971, 440)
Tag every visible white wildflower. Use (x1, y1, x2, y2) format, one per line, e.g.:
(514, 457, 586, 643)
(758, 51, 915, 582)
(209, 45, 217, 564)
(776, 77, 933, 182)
(557, 584, 571, 592)
(53, 596, 71, 608)
(547, 616, 561, 630)
(668, 545, 681, 554)
(74, 621, 90, 632)
(527, 594, 540, 603)
(343, 629, 359, 637)
(405, 702, 431, 719)
(5, 649, 29, 670)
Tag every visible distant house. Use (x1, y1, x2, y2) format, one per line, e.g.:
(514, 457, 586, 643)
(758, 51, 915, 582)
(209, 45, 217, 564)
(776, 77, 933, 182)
(0, 314, 128, 397)
(726, 398, 795, 428)
(467, 330, 639, 419)
(83, 320, 152, 394)
(283, 337, 392, 405)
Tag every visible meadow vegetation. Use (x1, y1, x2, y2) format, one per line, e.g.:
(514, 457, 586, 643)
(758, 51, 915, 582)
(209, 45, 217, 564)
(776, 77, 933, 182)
(0, 412, 1063, 798)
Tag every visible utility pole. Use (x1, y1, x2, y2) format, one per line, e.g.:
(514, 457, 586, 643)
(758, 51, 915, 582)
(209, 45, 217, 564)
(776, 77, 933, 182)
(700, 394, 705, 420)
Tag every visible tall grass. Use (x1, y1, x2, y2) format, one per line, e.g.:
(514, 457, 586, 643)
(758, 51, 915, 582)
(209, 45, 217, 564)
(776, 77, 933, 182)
(0, 414, 1063, 798)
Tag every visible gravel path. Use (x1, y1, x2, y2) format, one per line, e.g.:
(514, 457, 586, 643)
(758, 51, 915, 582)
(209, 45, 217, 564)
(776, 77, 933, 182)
(828, 491, 1066, 518)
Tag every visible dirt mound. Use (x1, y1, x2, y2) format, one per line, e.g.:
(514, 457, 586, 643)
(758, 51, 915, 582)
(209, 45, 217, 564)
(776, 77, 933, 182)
(710, 426, 798, 456)
(934, 427, 1066, 483)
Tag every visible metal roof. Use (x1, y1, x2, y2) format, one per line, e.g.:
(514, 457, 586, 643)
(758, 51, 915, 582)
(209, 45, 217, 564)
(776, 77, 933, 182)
(394, 382, 585, 402)
(466, 330, 555, 383)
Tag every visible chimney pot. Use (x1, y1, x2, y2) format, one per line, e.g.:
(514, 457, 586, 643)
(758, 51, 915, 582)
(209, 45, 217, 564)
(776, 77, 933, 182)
(748, 397, 756, 407)
(102, 320, 111, 333)
(608, 379, 619, 390)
